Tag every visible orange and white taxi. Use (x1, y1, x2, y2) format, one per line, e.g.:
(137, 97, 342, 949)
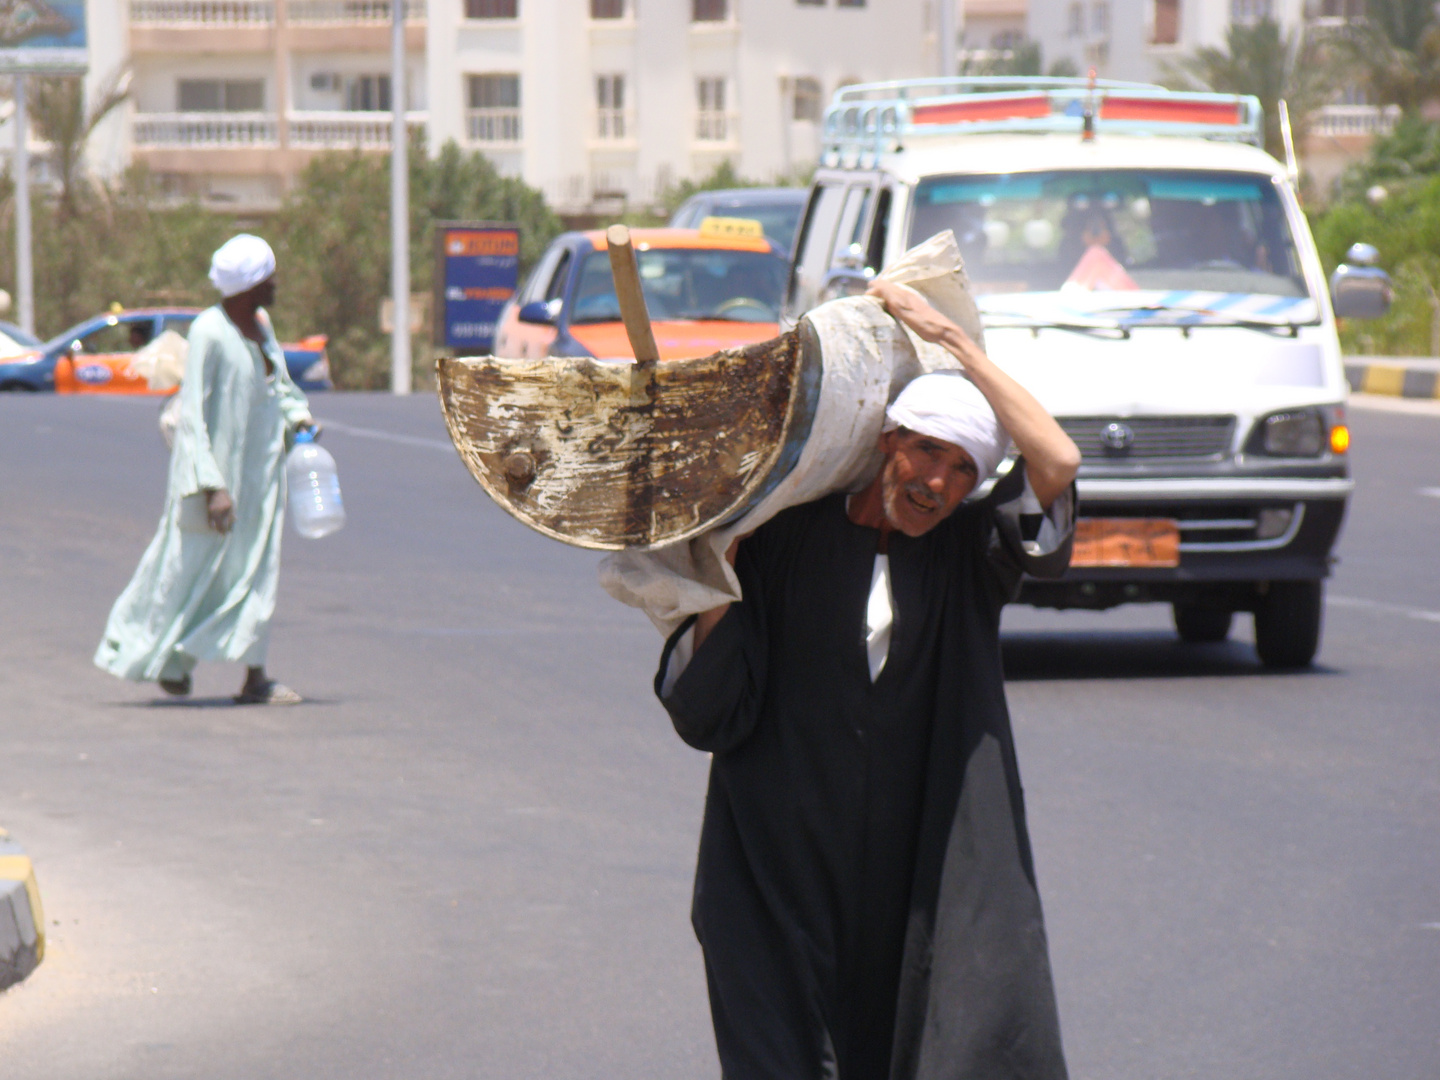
(493, 221, 788, 362)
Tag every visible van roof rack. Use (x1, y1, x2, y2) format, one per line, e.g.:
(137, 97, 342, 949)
(821, 77, 1264, 167)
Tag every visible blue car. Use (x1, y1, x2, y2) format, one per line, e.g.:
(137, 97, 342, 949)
(0, 308, 333, 393)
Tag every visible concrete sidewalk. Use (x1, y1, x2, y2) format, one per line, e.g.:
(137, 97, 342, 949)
(1344, 356, 1440, 399)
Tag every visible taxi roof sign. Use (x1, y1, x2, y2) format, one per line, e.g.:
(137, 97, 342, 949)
(699, 216, 765, 240)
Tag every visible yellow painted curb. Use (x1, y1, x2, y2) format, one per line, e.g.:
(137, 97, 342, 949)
(1361, 364, 1407, 396)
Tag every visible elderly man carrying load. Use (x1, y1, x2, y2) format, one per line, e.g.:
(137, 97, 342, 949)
(657, 277, 1083, 1079)
(95, 234, 315, 705)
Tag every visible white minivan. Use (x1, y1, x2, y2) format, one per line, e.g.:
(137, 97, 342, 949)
(787, 77, 1391, 667)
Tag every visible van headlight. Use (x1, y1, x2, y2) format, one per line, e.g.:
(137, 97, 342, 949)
(1252, 409, 1326, 457)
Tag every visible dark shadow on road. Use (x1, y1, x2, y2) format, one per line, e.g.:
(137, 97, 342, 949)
(112, 697, 339, 709)
(1001, 630, 1343, 681)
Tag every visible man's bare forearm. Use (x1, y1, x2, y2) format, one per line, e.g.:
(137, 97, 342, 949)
(868, 281, 1081, 507)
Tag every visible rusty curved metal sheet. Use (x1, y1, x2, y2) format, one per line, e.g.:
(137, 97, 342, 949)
(436, 324, 821, 550)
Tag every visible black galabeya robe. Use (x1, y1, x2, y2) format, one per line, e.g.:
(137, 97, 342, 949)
(656, 464, 1074, 1080)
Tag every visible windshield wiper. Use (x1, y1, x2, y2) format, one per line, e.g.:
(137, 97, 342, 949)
(982, 312, 1132, 340)
(1092, 303, 1313, 338)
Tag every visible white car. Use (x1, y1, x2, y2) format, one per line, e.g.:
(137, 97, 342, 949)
(786, 77, 1391, 667)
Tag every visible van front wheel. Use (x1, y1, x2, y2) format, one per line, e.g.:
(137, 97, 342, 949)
(1254, 580, 1323, 669)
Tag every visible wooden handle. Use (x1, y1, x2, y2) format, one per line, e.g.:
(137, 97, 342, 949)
(606, 224, 660, 365)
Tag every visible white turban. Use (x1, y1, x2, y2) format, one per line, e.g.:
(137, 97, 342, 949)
(208, 234, 276, 298)
(884, 372, 1010, 484)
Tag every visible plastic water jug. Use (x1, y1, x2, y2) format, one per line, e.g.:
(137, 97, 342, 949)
(286, 429, 346, 538)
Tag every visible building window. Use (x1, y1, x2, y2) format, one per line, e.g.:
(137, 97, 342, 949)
(692, 0, 727, 21)
(596, 73, 626, 138)
(1152, 0, 1179, 42)
(797, 0, 824, 5)
(1229, 0, 1271, 21)
(696, 76, 727, 140)
(1092, 0, 1109, 34)
(590, 0, 625, 15)
(465, 0, 517, 17)
(178, 79, 264, 112)
(793, 77, 822, 122)
(1067, 1, 1084, 35)
(345, 74, 391, 111)
(837, 0, 865, 6)
(467, 74, 521, 142)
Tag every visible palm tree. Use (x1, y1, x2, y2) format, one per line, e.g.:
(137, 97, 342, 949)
(1162, 18, 1335, 161)
(1333, 0, 1440, 113)
(27, 66, 130, 220)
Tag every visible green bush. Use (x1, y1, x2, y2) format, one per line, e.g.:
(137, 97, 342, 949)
(1311, 171, 1440, 355)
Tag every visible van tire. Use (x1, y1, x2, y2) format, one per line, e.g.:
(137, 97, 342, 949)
(1173, 604, 1233, 643)
(1254, 580, 1323, 669)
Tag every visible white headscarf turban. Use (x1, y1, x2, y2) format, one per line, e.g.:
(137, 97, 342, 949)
(208, 234, 276, 298)
(884, 372, 1010, 484)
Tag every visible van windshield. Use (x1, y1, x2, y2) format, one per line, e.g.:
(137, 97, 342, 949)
(909, 169, 1314, 315)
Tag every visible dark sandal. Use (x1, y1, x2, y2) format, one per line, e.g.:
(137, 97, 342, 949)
(159, 674, 192, 697)
(233, 680, 303, 706)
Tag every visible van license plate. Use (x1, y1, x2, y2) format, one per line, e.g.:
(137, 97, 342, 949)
(1070, 518, 1180, 568)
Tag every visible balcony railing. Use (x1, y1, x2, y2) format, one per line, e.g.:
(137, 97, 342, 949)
(1311, 103, 1399, 137)
(694, 109, 735, 143)
(288, 110, 428, 148)
(133, 111, 279, 147)
(287, 0, 425, 22)
(466, 107, 522, 144)
(129, 0, 423, 23)
(594, 107, 632, 141)
(130, 0, 274, 24)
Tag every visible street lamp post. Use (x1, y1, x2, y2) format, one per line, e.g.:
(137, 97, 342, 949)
(390, 0, 411, 395)
(14, 75, 33, 337)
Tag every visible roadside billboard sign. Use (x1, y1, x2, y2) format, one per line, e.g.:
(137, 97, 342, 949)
(0, 0, 88, 74)
(433, 221, 520, 354)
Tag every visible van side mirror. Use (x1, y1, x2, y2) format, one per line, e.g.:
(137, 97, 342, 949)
(518, 299, 560, 325)
(1330, 242, 1392, 320)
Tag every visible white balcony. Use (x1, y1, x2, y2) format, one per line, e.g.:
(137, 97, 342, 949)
(694, 109, 736, 144)
(593, 107, 632, 141)
(129, 0, 422, 23)
(288, 110, 427, 148)
(466, 107, 522, 144)
(1311, 104, 1400, 138)
(133, 111, 278, 147)
(287, 0, 424, 23)
(130, 0, 273, 24)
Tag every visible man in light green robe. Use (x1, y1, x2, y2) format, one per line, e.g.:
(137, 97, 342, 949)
(95, 235, 314, 704)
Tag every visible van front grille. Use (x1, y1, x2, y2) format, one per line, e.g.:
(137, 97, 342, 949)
(1060, 415, 1236, 461)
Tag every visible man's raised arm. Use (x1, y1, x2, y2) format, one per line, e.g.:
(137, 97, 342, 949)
(867, 279, 1081, 509)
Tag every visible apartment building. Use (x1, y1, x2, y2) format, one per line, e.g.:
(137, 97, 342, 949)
(91, 0, 427, 209)
(424, 0, 934, 215)
(85, 0, 934, 213)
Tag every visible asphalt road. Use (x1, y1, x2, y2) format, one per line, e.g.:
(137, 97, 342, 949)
(1, 391, 1436, 1079)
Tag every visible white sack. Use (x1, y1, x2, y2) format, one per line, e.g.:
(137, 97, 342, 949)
(598, 231, 983, 636)
(131, 329, 190, 392)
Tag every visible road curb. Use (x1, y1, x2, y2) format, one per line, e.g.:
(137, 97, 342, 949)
(1344, 359, 1440, 400)
(0, 828, 45, 991)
